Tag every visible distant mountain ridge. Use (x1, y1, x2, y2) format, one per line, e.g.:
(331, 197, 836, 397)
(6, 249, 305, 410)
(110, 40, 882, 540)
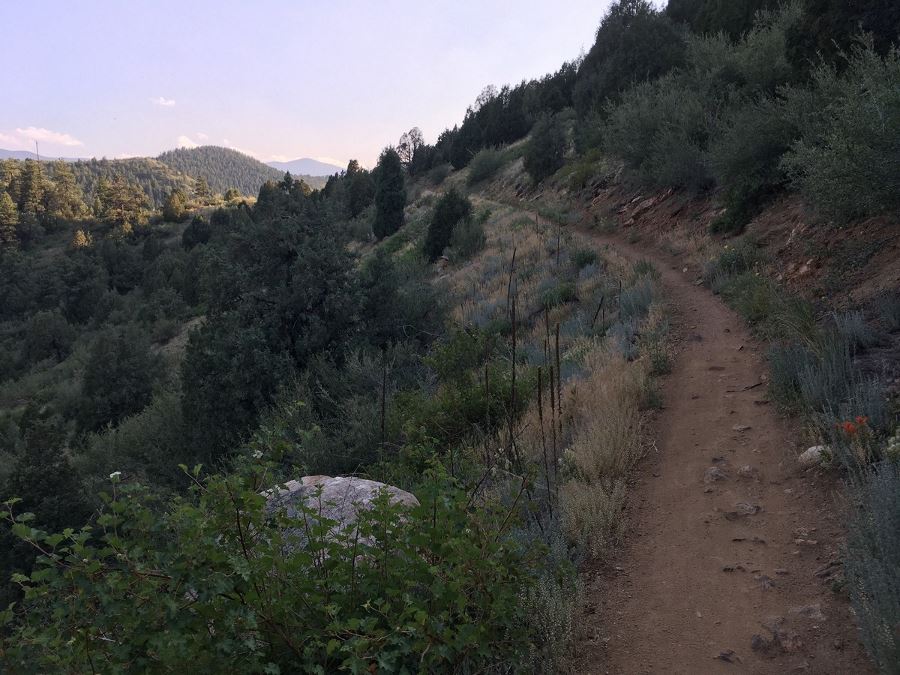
(0, 148, 82, 162)
(1, 145, 328, 202)
(267, 157, 343, 176)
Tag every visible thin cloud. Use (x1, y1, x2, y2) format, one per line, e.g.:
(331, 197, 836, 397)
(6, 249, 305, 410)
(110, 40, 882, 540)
(222, 139, 258, 157)
(151, 96, 176, 107)
(195, 132, 209, 141)
(14, 126, 84, 147)
(176, 135, 199, 148)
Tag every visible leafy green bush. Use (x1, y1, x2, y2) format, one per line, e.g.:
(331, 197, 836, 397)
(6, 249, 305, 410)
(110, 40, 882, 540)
(708, 98, 796, 234)
(780, 44, 900, 220)
(603, 74, 714, 190)
(1, 462, 539, 672)
(572, 247, 598, 269)
(423, 189, 472, 262)
(449, 208, 488, 261)
(466, 148, 505, 186)
(427, 162, 452, 186)
(524, 114, 566, 184)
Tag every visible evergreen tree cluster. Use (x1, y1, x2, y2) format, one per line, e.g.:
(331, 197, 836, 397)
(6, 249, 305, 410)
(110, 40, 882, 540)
(156, 146, 285, 196)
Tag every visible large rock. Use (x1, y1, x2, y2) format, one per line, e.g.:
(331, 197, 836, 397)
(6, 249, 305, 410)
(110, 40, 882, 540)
(798, 445, 828, 468)
(263, 475, 419, 550)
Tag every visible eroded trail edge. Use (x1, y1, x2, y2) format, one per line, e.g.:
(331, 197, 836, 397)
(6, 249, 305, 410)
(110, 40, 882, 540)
(568, 234, 872, 674)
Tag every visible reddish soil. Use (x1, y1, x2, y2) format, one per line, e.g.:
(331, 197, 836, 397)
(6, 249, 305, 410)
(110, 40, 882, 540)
(568, 232, 875, 674)
(588, 184, 900, 308)
(479, 167, 891, 672)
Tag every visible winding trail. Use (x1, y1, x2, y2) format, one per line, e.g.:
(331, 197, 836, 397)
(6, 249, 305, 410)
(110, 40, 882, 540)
(568, 232, 873, 674)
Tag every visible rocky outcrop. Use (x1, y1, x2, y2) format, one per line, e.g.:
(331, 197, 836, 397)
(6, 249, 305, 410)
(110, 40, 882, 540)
(263, 475, 419, 550)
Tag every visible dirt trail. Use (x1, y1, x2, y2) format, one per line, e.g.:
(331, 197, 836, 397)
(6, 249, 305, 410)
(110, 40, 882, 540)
(566, 232, 873, 674)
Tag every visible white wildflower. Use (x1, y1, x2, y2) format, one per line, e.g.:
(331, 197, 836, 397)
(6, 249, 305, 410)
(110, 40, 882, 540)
(109, 471, 122, 481)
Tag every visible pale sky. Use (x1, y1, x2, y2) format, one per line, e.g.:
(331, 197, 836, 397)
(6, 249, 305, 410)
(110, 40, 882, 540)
(1, 1, 611, 167)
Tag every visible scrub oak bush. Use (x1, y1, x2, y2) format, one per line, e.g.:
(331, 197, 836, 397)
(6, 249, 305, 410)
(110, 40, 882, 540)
(1, 461, 540, 673)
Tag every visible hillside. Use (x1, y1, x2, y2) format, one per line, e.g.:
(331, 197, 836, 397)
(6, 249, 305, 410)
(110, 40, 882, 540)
(1, 0, 898, 672)
(66, 157, 196, 207)
(156, 146, 283, 195)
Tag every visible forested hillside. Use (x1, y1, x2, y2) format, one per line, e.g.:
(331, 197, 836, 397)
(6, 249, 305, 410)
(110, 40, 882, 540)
(158, 146, 326, 195)
(66, 157, 196, 207)
(1, 0, 898, 672)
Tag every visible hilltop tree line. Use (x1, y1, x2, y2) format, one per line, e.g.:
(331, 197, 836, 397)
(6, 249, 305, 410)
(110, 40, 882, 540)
(403, 0, 899, 211)
(156, 146, 284, 195)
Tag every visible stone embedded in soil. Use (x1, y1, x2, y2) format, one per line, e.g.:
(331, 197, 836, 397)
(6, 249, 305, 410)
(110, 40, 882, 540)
(732, 424, 752, 432)
(704, 466, 729, 483)
(725, 502, 761, 520)
(790, 604, 826, 622)
(715, 650, 741, 663)
(756, 574, 777, 590)
(737, 465, 760, 480)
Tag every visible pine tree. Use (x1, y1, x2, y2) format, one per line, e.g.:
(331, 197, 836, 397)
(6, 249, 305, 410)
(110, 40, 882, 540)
(0, 159, 21, 202)
(0, 190, 19, 250)
(95, 176, 149, 228)
(70, 229, 93, 249)
(162, 188, 188, 222)
(194, 176, 211, 204)
(44, 162, 87, 224)
(346, 160, 375, 218)
(372, 148, 406, 239)
(17, 160, 46, 218)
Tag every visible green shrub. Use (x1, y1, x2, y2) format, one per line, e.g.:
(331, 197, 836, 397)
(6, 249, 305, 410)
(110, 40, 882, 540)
(466, 148, 505, 186)
(708, 98, 796, 234)
(702, 241, 764, 286)
(603, 74, 714, 190)
(619, 277, 656, 321)
(831, 311, 879, 350)
(541, 281, 577, 309)
(1, 462, 539, 672)
(449, 208, 488, 261)
(874, 292, 900, 333)
(423, 189, 472, 262)
(780, 44, 900, 220)
(572, 247, 598, 269)
(524, 114, 566, 184)
(845, 462, 900, 672)
(427, 162, 452, 186)
(768, 341, 817, 409)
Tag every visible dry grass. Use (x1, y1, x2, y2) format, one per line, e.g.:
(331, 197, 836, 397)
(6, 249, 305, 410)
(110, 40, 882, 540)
(566, 347, 646, 482)
(435, 199, 670, 567)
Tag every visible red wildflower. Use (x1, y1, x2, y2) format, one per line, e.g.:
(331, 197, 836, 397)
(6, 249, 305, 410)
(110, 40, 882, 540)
(855, 415, 868, 426)
(842, 421, 857, 435)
